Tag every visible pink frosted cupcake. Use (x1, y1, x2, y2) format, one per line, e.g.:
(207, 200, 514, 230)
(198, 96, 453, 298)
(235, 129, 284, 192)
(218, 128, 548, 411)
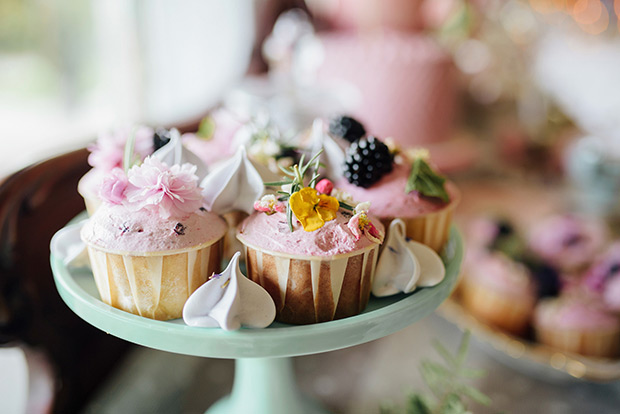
(534, 295, 620, 358)
(81, 157, 227, 320)
(78, 126, 154, 215)
(460, 250, 537, 335)
(333, 142, 459, 253)
(182, 108, 243, 168)
(528, 214, 608, 273)
(583, 242, 620, 313)
(236, 155, 384, 324)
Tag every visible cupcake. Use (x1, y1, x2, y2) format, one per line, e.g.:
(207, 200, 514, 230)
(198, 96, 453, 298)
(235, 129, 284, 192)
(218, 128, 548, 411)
(78, 126, 155, 215)
(236, 154, 384, 324)
(528, 214, 608, 273)
(583, 242, 620, 313)
(534, 295, 620, 358)
(332, 134, 458, 253)
(81, 157, 227, 320)
(460, 251, 537, 335)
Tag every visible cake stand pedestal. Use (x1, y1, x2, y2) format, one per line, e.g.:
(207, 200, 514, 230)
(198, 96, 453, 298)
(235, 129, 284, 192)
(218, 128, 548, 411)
(51, 230, 462, 414)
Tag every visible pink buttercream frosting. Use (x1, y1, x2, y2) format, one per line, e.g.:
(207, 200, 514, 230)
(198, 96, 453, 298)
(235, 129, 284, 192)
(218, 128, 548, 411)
(464, 250, 536, 297)
(237, 210, 384, 257)
(182, 109, 243, 167)
(81, 204, 227, 254)
(528, 214, 607, 271)
(335, 162, 458, 219)
(534, 296, 620, 331)
(583, 242, 620, 311)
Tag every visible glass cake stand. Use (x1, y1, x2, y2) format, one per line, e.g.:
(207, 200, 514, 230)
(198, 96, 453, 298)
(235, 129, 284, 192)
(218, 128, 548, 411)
(51, 229, 462, 414)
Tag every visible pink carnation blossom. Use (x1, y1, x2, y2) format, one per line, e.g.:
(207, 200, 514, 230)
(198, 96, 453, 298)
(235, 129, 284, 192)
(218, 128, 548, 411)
(348, 211, 384, 244)
(316, 179, 334, 195)
(88, 126, 154, 171)
(126, 156, 203, 219)
(99, 168, 131, 205)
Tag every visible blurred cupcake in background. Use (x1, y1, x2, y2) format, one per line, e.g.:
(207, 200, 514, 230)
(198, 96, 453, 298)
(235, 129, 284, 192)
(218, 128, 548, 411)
(583, 242, 620, 313)
(528, 214, 608, 274)
(534, 294, 620, 358)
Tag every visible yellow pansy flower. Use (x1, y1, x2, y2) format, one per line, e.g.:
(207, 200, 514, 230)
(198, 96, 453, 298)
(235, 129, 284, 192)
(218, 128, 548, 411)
(290, 187, 339, 232)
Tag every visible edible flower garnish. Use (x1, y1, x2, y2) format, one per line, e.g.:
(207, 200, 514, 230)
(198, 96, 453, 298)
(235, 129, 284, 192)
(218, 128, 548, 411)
(99, 167, 130, 205)
(290, 187, 339, 232)
(125, 156, 203, 219)
(88, 126, 153, 171)
(263, 150, 354, 232)
(315, 178, 334, 195)
(405, 148, 450, 202)
(348, 202, 384, 244)
(253, 194, 286, 215)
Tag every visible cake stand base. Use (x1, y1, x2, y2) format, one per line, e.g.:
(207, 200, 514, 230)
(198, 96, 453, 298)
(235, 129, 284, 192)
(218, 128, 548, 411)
(206, 357, 329, 414)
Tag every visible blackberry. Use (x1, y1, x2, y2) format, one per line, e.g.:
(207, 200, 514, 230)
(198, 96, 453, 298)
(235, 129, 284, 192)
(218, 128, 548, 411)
(329, 115, 366, 143)
(153, 128, 172, 151)
(343, 136, 394, 188)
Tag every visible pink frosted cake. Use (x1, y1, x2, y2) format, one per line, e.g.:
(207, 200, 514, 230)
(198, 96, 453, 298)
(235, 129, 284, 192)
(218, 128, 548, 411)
(534, 295, 620, 358)
(460, 250, 537, 335)
(528, 214, 608, 273)
(317, 30, 457, 148)
(237, 153, 385, 324)
(583, 242, 620, 313)
(334, 144, 459, 253)
(81, 157, 227, 320)
(182, 108, 243, 168)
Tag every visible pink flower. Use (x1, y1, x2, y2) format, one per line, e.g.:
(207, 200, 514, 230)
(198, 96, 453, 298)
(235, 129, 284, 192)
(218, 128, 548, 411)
(253, 195, 286, 215)
(126, 156, 203, 219)
(99, 168, 131, 205)
(316, 179, 334, 195)
(88, 126, 154, 171)
(348, 211, 384, 244)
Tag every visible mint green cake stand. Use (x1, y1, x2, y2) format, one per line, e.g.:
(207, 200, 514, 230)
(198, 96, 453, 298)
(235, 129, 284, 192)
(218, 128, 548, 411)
(51, 229, 462, 414)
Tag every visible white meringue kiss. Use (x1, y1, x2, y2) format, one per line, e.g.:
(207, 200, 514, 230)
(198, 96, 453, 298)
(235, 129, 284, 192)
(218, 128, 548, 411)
(50, 221, 90, 269)
(153, 128, 209, 180)
(372, 219, 445, 297)
(200, 146, 264, 215)
(183, 252, 276, 331)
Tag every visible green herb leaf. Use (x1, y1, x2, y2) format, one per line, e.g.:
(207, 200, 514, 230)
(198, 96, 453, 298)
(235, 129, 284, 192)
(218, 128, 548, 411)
(123, 128, 137, 173)
(263, 180, 293, 187)
(405, 394, 433, 414)
(405, 158, 450, 202)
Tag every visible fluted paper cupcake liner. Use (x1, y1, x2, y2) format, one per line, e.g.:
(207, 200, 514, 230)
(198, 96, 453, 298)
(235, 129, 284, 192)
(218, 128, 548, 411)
(241, 244, 380, 325)
(460, 276, 534, 336)
(221, 211, 249, 261)
(86, 238, 223, 320)
(535, 326, 620, 358)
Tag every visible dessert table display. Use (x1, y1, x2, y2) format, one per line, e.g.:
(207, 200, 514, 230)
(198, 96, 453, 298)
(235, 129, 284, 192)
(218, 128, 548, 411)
(51, 217, 462, 414)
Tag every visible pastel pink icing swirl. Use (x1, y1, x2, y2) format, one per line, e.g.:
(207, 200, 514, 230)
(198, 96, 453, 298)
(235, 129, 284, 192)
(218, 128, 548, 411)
(335, 163, 458, 219)
(237, 210, 383, 257)
(535, 296, 619, 331)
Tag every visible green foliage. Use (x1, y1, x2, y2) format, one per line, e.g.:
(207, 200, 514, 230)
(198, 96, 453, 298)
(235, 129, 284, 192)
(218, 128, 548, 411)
(380, 332, 491, 414)
(196, 116, 216, 140)
(264, 150, 323, 232)
(405, 158, 450, 203)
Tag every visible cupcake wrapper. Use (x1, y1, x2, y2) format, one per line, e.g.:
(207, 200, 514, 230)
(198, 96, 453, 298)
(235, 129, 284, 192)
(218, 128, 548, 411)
(221, 211, 249, 261)
(243, 246, 380, 325)
(82, 197, 101, 217)
(536, 326, 620, 358)
(460, 277, 534, 335)
(86, 239, 223, 320)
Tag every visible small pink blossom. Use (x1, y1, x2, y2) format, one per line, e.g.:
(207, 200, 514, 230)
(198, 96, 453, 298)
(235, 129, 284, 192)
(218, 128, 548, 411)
(99, 168, 131, 205)
(316, 179, 334, 195)
(88, 126, 154, 171)
(126, 156, 203, 219)
(348, 210, 384, 244)
(253, 194, 286, 215)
